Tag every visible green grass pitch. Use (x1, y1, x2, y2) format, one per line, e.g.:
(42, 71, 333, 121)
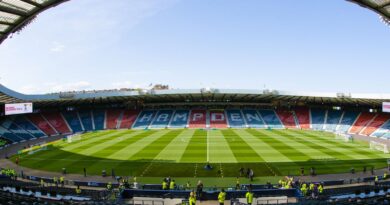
(13, 129, 390, 183)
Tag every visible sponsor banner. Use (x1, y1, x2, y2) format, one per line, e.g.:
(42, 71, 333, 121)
(383, 102, 390, 113)
(5, 103, 33, 115)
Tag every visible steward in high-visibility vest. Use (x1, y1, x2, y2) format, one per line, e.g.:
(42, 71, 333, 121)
(301, 184, 308, 196)
(384, 172, 388, 180)
(218, 189, 226, 205)
(162, 181, 168, 190)
(107, 182, 112, 191)
(189, 191, 196, 205)
(75, 186, 81, 195)
(318, 184, 323, 194)
(246, 190, 254, 205)
(40, 179, 44, 187)
(169, 180, 175, 190)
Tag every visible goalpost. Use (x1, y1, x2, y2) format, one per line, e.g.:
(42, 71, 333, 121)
(66, 133, 82, 143)
(370, 141, 389, 154)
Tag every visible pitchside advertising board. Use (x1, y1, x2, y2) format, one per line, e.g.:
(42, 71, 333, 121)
(383, 102, 390, 113)
(4, 102, 33, 115)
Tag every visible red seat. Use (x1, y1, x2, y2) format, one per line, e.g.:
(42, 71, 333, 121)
(189, 110, 207, 128)
(27, 114, 57, 136)
(106, 109, 123, 129)
(360, 113, 390, 136)
(42, 112, 71, 134)
(294, 108, 310, 129)
(349, 112, 376, 134)
(119, 110, 139, 129)
(276, 110, 297, 129)
(209, 110, 227, 128)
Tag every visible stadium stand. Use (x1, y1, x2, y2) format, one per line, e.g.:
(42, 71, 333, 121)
(92, 110, 105, 130)
(294, 107, 311, 129)
(324, 110, 343, 131)
(188, 109, 207, 128)
(258, 109, 284, 129)
(275, 110, 297, 129)
(62, 111, 83, 133)
(13, 116, 45, 138)
(0, 126, 24, 142)
(242, 109, 266, 128)
(336, 111, 360, 133)
(105, 109, 123, 129)
(41, 112, 71, 134)
(27, 114, 57, 136)
(78, 110, 93, 131)
(360, 113, 390, 136)
(169, 110, 189, 128)
(226, 109, 246, 128)
(310, 108, 326, 130)
(349, 112, 376, 134)
(209, 110, 228, 128)
(133, 110, 156, 129)
(150, 110, 174, 128)
(372, 120, 390, 138)
(119, 110, 139, 129)
(1, 120, 34, 140)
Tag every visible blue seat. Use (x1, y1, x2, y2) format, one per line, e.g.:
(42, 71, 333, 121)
(2, 120, 34, 140)
(150, 110, 174, 128)
(226, 109, 246, 128)
(0, 126, 24, 142)
(242, 110, 266, 128)
(310, 108, 326, 130)
(258, 109, 283, 129)
(371, 120, 390, 137)
(93, 110, 105, 130)
(133, 110, 156, 129)
(169, 110, 189, 128)
(325, 110, 342, 131)
(79, 110, 93, 131)
(62, 112, 83, 133)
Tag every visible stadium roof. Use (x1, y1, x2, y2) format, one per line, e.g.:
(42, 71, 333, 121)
(0, 0, 68, 44)
(0, 1, 389, 45)
(0, 84, 390, 108)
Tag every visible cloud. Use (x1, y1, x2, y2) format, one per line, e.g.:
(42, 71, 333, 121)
(50, 42, 65, 52)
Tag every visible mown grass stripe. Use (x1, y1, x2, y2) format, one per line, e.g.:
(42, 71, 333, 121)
(180, 130, 207, 163)
(155, 129, 195, 162)
(208, 130, 237, 163)
(221, 129, 265, 163)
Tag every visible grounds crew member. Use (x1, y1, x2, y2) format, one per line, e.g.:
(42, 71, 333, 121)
(246, 188, 254, 205)
(218, 189, 226, 205)
(169, 179, 176, 190)
(189, 191, 196, 205)
(75, 185, 81, 195)
(162, 180, 168, 190)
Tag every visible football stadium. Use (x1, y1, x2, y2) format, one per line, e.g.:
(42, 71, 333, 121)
(1, 0, 390, 204)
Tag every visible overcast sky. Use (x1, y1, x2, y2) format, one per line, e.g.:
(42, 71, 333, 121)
(0, 0, 389, 94)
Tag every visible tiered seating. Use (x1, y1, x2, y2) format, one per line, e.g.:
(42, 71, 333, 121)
(209, 110, 227, 128)
(13, 116, 45, 138)
(169, 110, 189, 128)
(78, 110, 93, 131)
(133, 110, 156, 129)
(188, 110, 207, 128)
(119, 110, 139, 129)
(0, 126, 24, 142)
(242, 109, 266, 128)
(42, 112, 71, 134)
(349, 112, 376, 134)
(62, 111, 83, 133)
(360, 113, 390, 136)
(226, 109, 246, 128)
(27, 114, 57, 136)
(294, 108, 310, 129)
(324, 110, 342, 131)
(92, 110, 105, 130)
(106, 109, 123, 129)
(275, 110, 297, 129)
(150, 110, 174, 128)
(371, 120, 390, 138)
(310, 108, 326, 130)
(1, 120, 34, 140)
(258, 109, 283, 129)
(336, 111, 359, 133)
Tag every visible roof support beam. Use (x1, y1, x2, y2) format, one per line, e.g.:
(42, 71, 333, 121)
(20, 0, 43, 8)
(0, 20, 13, 26)
(0, 5, 27, 16)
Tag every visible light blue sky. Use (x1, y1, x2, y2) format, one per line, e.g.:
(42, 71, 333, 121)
(0, 0, 389, 94)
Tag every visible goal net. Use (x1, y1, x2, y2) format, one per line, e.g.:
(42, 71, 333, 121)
(334, 133, 353, 142)
(67, 133, 81, 143)
(370, 141, 389, 153)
